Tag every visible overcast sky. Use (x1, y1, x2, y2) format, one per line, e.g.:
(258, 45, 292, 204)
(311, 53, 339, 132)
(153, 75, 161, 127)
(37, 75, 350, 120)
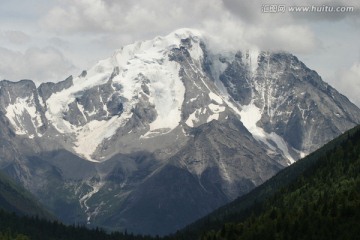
(0, 0, 359, 106)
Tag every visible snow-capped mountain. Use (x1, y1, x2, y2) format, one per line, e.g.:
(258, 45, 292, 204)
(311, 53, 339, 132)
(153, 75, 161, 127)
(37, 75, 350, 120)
(0, 28, 360, 235)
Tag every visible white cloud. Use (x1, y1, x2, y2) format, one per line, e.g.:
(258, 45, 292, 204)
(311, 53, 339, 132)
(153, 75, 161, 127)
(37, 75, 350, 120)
(41, 0, 115, 33)
(201, 14, 318, 54)
(41, 0, 319, 55)
(1, 30, 31, 45)
(0, 47, 77, 84)
(48, 37, 70, 49)
(334, 62, 360, 107)
(256, 25, 318, 53)
(40, 0, 225, 36)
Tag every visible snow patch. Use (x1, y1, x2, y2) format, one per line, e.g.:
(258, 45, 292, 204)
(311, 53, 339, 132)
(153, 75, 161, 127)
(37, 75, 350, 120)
(248, 49, 260, 75)
(208, 92, 223, 104)
(144, 61, 185, 135)
(268, 132, 295, 164)
(185, 109, 201, 127)
(207, 113, 219, 122)
(5, 95, 43, 136)
(79, 180, 105, 224)
(240, 102, 295, 163)
(74, 113, 132, 161)
(294, 149, 307, 159)
(208, 103, 225, 114)
(240, 103, 266, 140)
(188, 97, 198, 103)
(188, 40, 203, 61)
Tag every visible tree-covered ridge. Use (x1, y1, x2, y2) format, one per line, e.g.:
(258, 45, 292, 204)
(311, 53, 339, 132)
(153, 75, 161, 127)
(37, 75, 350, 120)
(172, 126, 359, 240)
(0, 229, 30, 240)
(198, 126, 360, 240)
(0, 210, 162, 240)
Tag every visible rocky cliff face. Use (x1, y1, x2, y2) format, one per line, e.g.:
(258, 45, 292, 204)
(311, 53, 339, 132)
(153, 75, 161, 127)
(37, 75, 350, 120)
(216, 51, 360, 156)
(0, 28, 359, 235)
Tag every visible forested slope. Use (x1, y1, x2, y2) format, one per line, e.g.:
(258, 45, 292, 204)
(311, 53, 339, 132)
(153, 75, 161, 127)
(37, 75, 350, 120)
(172, 125, 360, 240)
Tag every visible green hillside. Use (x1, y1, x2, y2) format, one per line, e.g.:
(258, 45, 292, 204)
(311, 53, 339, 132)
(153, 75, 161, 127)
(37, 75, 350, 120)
(174, 125, 360, 240)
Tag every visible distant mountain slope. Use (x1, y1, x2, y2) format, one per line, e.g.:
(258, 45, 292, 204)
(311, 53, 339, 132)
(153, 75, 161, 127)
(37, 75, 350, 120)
(176, 125, 360, 240)
(1, 28, 360, 235)
(0, 170, 51, 219)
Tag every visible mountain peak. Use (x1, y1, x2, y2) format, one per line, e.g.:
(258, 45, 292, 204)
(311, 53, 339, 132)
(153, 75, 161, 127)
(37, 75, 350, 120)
(112, 28, 203, 66)
(166, 28, 203, 40)
(1, 28, 360, 236)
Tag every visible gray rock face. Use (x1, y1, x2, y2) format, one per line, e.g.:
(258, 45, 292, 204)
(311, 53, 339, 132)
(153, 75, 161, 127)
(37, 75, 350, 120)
(216, 51, 360, 156)
(218, 52, 252, 106)
(0, 80, 47, 137)
(0, 29, 359, 236)
(38, 76, 73, 102)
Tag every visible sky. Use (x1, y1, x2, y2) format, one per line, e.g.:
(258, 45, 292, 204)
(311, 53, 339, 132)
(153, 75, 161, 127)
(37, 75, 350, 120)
(0, 0, 359, 106)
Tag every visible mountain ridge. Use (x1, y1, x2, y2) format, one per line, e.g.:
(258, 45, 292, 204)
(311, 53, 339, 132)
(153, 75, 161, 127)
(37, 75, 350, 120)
(177, 124, 360, 238)
(184, 124, 360, 240)
(0, 28, 360, 235)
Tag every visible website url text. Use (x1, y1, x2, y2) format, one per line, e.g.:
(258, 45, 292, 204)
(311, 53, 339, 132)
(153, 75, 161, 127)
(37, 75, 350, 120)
(262, 5, 355, 13)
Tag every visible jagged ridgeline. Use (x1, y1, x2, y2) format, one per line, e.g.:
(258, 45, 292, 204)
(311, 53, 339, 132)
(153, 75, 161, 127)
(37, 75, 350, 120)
(0, 28, 360, 235)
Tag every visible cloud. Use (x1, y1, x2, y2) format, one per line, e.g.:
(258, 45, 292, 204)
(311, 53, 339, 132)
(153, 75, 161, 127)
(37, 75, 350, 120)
(200, 12, 319, 55)
(40, 0, 320, 55)
(0, 47, 77, 84)
(222, 0, 360, 25)
(40, 0, 114, 33)
(48, 37, 70, 49)
(334, 62, 360, 107)
(40, 0, 223, 35)
(1, 30, 31, 45)
(254, 25, 319, 53)
(222, 0, 266, 24)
